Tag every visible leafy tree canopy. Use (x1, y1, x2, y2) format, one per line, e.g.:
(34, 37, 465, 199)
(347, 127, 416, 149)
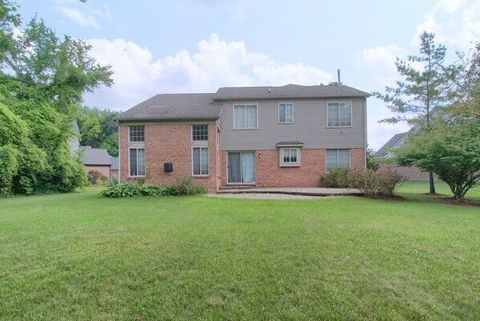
(0, 0, 113, 195)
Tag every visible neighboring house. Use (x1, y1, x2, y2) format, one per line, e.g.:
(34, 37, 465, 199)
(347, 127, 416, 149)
(81, 146, 114, 179)
(374, 132, 409, 158)
(117, 83, 370, 192)
(110, 156, 119, 179)
(70, 120, 117, 179)
(375, 130, 430, 180)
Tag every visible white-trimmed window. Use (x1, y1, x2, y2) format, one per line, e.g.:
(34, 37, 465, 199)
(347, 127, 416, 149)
(327, 103, 352, 127)
(129, 125, 145, 142)
(129, 147, 145, 176)
(280, 148, 300, 166)
(326, 149, 350, 171)
(192, 147, 208, 176)
(192, 124, 208, 141)
(278, 103, 294, 123)
(233, 104, 257, 129)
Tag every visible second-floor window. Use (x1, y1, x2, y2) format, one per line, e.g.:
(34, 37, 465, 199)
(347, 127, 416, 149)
(327, 102, 352, 127)
(278, 103, 294, 123)
(192, 124, 208, 141)
(129, 125, 144, 142)
(233, 104, 257, 129)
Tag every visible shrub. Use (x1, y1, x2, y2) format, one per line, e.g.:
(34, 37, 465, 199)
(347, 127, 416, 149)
(99, 179, 207, 198)
(88, 170, 107, 185)
(349, 169, 404, 198)
(161, 185, 178, 196)
(0, 145, 18, 196)
(174, 175, 205, 196)
(321, 168, 351, 188)
(139, 183, 163, 196)
(99, 182, 141, 198)
(321, 168, 403, 198)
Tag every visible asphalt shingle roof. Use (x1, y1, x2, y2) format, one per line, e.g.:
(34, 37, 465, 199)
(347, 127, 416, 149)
(374, 132, 408, 157)
(110, 156, 119, 170)
(82, 147, 113, 166)
(214, 84, 370, 100)
(117, 93, 221, 121)
(117, 84, 370, 121)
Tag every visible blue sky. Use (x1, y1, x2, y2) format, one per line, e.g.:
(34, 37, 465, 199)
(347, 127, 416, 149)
(17, 0, 480, 149)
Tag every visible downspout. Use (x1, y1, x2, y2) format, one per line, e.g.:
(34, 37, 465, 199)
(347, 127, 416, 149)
(364, 97, 368, 169)
(117, 120, 121, 181)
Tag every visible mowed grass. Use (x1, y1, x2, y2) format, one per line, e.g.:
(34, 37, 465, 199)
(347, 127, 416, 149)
(1, 184, 480, 321)
(398, 180, 480, 201)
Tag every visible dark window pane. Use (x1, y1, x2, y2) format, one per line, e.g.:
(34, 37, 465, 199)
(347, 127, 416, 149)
(192, 125, 208, 141)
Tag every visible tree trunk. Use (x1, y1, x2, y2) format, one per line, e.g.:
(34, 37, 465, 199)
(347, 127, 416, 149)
(428, 171, 436, 194)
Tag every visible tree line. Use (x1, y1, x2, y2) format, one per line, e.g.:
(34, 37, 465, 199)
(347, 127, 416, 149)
(0, 0, 113, 195)
(376, 32, 480, 200)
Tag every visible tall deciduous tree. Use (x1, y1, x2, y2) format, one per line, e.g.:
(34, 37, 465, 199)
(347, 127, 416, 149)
(375, 32, 448, 194)
(0, 0, 113, 195)
(77, 106, 119, 156)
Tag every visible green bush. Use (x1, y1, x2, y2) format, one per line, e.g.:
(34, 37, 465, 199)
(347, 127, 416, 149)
(321, 168, 351, 188)
(139, 183, 163, 196)
(99, 182, 141, 198)
(161, 185, 178, 196)
(175, 176, 197, 195)
(349, 169, 404, 198)
(0, 145, 18, 195)
(88, 170, 107, 185)
(321, 168, 403, 197)
(99, 179, 206, 198)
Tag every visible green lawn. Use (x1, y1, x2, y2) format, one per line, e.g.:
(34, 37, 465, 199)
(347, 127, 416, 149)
(1, 184, 480, 321)
(398, 180, 480, 201)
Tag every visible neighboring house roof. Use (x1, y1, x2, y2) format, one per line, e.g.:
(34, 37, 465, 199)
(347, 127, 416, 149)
(117, 84, 370, 121)
(81, 147, 113, 166)
(117, 93, 221, 121)
(374, 132, 408, 158)
(110, 156, 119, 170)
(214, 84, 371, 101)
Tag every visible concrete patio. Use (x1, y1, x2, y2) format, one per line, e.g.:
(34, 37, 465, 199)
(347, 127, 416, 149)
(217, 187, 362, 197)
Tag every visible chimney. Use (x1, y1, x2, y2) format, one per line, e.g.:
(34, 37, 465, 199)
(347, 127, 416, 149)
(337, 69, 342, 85)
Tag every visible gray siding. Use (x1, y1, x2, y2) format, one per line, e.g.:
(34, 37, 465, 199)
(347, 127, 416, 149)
(220, 98, 366, 150)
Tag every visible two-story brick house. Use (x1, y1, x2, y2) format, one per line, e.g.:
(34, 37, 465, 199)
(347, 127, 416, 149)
(117, 84, 370, 192)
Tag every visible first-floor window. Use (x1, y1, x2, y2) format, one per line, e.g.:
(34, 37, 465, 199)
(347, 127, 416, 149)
(193, 147, 209, 175)
(280, 148, 300, 166)
(129, 148, 145, 176)
(326, 149, 350, 171)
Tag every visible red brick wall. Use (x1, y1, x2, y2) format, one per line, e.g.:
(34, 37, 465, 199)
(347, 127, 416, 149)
(119, 123, 366, 191)
(351, 148, 366, 170)
(86, 165, 111, 178)
(119, 122, 219, 192)
(220, 148, 366, 188)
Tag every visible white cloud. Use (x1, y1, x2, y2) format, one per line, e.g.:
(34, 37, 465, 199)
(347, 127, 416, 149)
(55, 2, 111, 30)
(414, 0, 480, 48)
(356, 44, 404, 88)
(84, 33, 333, 110)
(356, 0, 480, 150)
(56, 6, 99, 29)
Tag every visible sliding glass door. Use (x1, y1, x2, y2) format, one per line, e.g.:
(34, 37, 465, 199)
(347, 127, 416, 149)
(228, 152, 255, 184)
